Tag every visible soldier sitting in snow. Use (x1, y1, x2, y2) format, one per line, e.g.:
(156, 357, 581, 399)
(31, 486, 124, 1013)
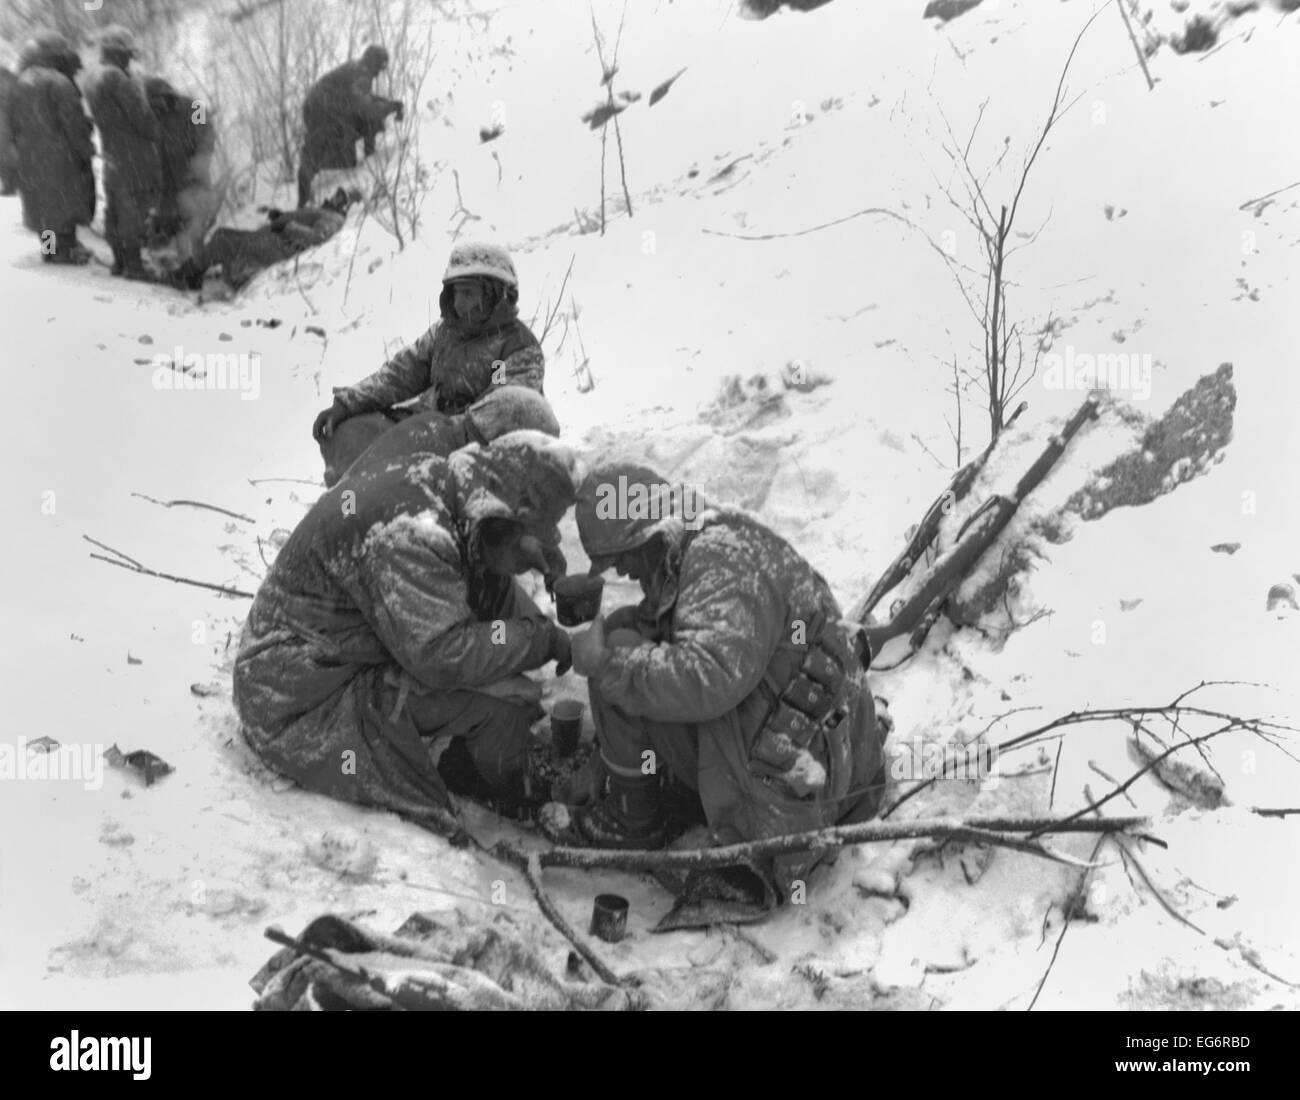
(312, 240, 547, 487)
(232, 431, 577, 824)
(556, 463, 890, 911)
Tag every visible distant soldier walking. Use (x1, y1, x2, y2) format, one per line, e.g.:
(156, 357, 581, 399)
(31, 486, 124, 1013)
(83, 25, 161, 280)
(297, 44, 403, 208)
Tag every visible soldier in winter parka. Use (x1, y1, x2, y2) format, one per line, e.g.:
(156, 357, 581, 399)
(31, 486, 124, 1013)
(313, 240, 547, 486)
(297, 44, 402, 208)
(144, 75, 218, 264)
(83, 25, 161, 279)
(6, 33, 96, 264)
(232, 431, 578, 824)
(564, 463, 889, 902)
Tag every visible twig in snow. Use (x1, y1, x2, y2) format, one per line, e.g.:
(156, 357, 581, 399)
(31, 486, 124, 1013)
(248, 476, 322, 487)
(83, 535, 143, 570)
(1238, 180, 1300, 212)
(539, 255, 576, 347)
(1029, 717, 1250, 837)
(1117, 837, 1205, 935)
(1048, 740, 1064, 810)
(1027, 831, 1107, 1011)
(449, 168, 480, 236)
(500, 814, 1142, 877)
(522, 852, 627, 988)
(1116, 0, 1155, 91)
(1088, 759, 1137, 808)
(703, 206, 913, 242)
(130, 492, 255, 524)
(84, 535, 255, 599)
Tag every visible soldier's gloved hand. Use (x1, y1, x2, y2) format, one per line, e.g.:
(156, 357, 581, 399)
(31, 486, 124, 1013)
(541, 544, 567, 596)
(570, 615, 610, 678)
(312, 400, 351, 443)
(550, 624, 573, 676)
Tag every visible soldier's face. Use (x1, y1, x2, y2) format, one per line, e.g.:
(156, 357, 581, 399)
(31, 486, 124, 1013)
(452, 280, 488, 323)
(614, 540, 660, 583)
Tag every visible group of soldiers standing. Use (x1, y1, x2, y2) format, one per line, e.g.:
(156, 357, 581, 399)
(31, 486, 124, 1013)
(0, 23, 400, 285)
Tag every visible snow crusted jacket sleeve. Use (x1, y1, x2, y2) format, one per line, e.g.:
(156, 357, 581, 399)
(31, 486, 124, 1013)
(350, 518, 556, 692)
(337, 325, 440, 414)
(590, 525, 786, 724)
(337, 319, 546, 416)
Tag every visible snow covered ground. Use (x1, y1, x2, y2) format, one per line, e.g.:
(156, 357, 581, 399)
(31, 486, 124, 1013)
(2, 0, 1297, 1009)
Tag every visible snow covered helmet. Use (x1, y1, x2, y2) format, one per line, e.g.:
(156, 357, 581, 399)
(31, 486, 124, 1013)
(467, 386, 561, 442)
(442, 241, 518, 289)
(576, 462, 695, 573)
(99, 25, 140, 59)
(450, 430, 580, 548)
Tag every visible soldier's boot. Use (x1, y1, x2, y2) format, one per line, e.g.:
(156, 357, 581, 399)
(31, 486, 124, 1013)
(121, 247, 151, 282)
(574, 772, 667, 850)
(45, 232, 91, 266)
(169, 259, 205, 291)
(109, 245, 125, 276)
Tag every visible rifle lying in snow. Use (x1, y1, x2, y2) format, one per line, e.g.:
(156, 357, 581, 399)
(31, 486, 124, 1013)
(854, 396, 1099, 661)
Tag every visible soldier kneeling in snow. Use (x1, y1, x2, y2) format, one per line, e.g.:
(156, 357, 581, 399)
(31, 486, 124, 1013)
(232, 432, 578, 823)
(561, 463, 889, 906)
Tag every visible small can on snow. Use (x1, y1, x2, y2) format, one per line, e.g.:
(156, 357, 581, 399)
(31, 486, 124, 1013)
(589, 894, 629, 943)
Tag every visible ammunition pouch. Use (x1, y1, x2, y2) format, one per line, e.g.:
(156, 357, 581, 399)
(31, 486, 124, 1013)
(751, 611, 856, 793)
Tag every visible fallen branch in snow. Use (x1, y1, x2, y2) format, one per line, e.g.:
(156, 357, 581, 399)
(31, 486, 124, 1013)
(130, 492, 255, 524)
(496, 813, 1146, 879)
(83, 535, 255, 599)
(1116, 0, 1156, 91)
(1237, 179, 1300, 212)
(521, 852, 627, 987)
(702, 206, 912, 242)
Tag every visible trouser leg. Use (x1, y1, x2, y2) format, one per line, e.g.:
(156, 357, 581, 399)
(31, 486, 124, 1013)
(321, 411, 405, 486)
(401, 687, 536, 799)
